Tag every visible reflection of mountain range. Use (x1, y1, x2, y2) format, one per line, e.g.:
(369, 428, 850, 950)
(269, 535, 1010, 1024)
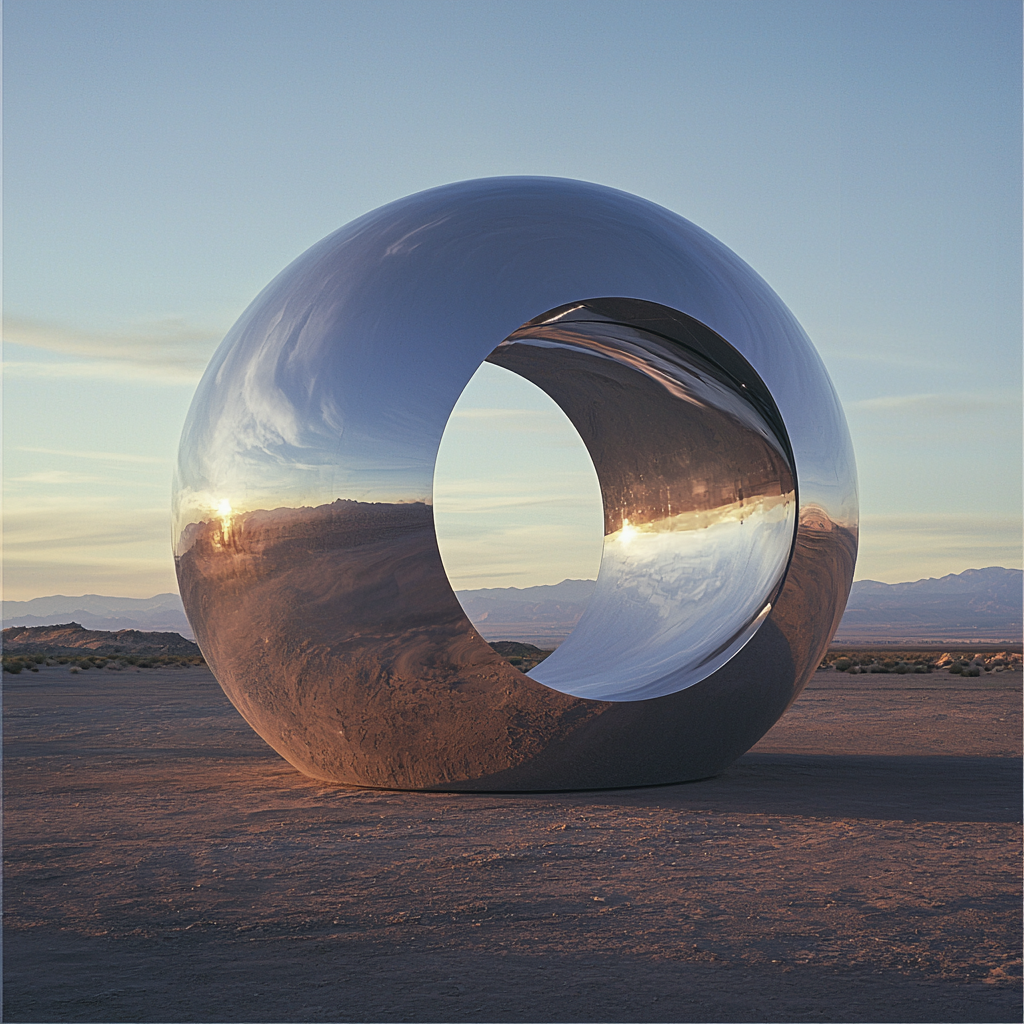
(2, 593, 193, 638)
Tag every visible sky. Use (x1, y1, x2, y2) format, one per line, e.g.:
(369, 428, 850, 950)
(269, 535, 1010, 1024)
(3, 0, 1021, 599)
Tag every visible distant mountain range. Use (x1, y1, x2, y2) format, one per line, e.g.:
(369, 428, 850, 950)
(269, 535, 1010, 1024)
(2, 593, 193, 638)
(456, 567, 1023, 644)
(3, 622, 201, 657)
(454, 579, 594, 644)
(834, 566, 1022, 641)
(4, 567, 1020, 646)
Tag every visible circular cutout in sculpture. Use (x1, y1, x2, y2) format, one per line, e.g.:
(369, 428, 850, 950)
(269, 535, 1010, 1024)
(432, 360, 605, 639)
(173, 177, 858, 791)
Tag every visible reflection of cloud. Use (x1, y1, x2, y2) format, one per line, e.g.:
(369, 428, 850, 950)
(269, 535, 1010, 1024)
(3, 315, 221, 384)
(383, 215, 452, 256)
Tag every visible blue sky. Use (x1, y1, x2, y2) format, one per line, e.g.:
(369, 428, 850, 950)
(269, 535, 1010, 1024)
(3, 0, 1021, 598)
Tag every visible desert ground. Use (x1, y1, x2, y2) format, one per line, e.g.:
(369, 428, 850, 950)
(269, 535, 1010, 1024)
(4, 661, 1021, 1023)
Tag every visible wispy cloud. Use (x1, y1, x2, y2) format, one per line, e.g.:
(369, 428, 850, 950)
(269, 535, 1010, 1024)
(855, 512, 1022, 583)
(813, 326, 960, 373)
(846, 392, 1020, 413)
(3, 315, 223, 384)
(15, 446, 169, 465)
(2, 501, 179, 600)
(8, 470, 105, 485)
(816, 347, 942, 371)
(449, 408, 549, 420)
(437, 521, 603, 590)
(445, 407, 587, 438)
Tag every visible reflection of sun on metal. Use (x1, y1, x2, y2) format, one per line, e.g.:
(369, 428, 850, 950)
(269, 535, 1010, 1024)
(215, 499, 233, 546)
(172, 176, 858, 791)
(619, 517, 637, 545)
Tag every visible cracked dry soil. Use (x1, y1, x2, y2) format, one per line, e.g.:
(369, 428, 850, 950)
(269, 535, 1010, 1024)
(3, 664, 1021, 1023)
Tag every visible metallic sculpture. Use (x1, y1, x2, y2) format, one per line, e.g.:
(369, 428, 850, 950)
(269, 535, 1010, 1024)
(173, 177, 858, 790)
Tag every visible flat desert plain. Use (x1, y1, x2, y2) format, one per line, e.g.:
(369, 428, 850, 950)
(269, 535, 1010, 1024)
(3, 662, 1021, 1023)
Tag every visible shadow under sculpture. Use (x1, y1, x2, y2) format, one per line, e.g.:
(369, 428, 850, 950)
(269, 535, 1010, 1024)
(173, 177, 858, 791)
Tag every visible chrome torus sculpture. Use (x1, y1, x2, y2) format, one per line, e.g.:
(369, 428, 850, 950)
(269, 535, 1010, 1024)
(173, 177, 858, 790)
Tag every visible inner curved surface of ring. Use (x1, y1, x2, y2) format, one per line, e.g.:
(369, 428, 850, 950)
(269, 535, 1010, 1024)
(476, 298, 797, 701)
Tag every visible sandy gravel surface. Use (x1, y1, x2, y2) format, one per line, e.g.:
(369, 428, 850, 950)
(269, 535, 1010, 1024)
(4, 664, 1021, 1023)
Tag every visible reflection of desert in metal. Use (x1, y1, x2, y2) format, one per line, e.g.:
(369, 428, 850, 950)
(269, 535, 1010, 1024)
(176, 499, 555, 788)
(176, 497, 854, 790)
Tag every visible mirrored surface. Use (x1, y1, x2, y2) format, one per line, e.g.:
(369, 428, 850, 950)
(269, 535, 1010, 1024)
(488, 300, 796, 700)
(173, 176, 857, 790)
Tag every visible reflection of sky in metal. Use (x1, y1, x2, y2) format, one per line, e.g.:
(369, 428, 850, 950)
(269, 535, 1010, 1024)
(533, 495, 795, 700)
(174, 178, 857, 548)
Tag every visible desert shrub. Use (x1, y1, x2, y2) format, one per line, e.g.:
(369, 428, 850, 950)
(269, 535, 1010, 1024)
(57, 657, 69, 664)
(965, 666, 981, 677)
(77, 660, 91, 670)
(3, 660, 23, 674)
(834, 657, 852, 671)
(31, 655, 45, 664)
(869, 664, 889, 673)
